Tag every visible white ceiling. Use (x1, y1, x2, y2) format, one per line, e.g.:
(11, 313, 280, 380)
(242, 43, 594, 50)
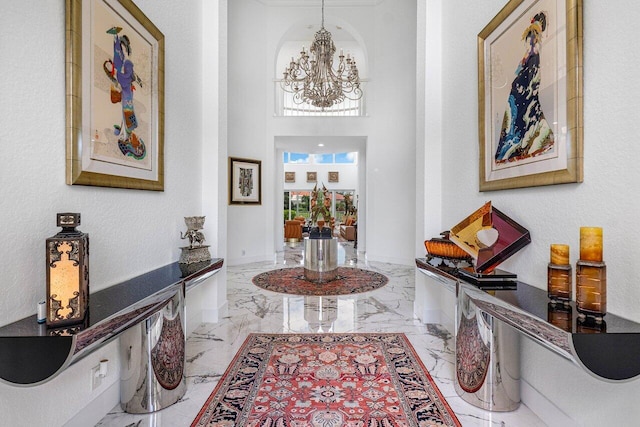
(270, 0, 374, 42)
(257, 0, 383, 6)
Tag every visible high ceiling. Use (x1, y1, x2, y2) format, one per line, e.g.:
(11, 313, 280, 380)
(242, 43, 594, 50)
(283, 22, 356, 42)
(257, 0, 382, 6)
(268, 0, 380, 42)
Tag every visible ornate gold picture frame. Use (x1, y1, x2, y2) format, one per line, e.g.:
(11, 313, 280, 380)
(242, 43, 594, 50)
(478, 0, 582, 191)
(66, 0, 165, 190)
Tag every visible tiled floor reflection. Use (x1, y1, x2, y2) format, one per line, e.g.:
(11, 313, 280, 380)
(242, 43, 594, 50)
(96, 242, 545, 426)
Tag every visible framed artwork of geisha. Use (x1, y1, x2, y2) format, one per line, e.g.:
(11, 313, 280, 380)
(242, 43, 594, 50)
(66, 0, 165, 190)
(478, 0, 582, 191)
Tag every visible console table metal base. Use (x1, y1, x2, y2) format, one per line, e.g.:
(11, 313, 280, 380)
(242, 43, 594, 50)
(455, 287, 521, 411)
(120, 290, 186, 413)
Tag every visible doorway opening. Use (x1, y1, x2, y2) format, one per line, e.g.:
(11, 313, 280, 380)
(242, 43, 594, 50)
(275, 136, 366, 252)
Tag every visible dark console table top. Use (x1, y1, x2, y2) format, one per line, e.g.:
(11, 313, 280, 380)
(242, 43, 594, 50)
(416, 257, 640, 381)
(0, 258, 223, 386)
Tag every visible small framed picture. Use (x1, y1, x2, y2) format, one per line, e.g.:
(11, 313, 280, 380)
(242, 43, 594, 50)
(306, 171, 317, 182)
(229, 157, 261, 205)
(285, 171, 295, 183)
(328, 171, 339, 183)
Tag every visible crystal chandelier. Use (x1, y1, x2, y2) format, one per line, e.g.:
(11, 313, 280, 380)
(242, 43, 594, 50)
(281, 0, 363, 110)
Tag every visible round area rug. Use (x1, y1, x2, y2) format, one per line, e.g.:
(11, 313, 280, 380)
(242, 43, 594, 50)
(252, 267, 389, 296)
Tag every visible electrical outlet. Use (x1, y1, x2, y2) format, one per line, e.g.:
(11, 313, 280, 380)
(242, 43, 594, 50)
(91, 365, 102, 390)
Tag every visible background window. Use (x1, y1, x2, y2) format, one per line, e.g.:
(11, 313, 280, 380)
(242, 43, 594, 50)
(314, 154, 333, 164)
(284, 152, 310, 164)
(335, 152, 356, 164)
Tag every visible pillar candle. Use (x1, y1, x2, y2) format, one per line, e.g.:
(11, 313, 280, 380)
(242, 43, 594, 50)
(580, 227, 603, 262)
(550, 244, 570, 265)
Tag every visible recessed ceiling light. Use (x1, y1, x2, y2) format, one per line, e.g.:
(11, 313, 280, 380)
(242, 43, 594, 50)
(318, 143, 324, 147)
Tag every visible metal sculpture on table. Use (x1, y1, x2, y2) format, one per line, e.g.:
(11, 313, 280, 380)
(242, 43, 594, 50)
(179, 216, 211, 276)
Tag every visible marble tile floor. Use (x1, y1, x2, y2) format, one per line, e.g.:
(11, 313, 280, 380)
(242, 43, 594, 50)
(96, 242, 545, 426)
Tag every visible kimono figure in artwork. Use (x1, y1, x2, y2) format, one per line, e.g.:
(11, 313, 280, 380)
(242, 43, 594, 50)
(104, 26, 146, 160)
(494, 12, 554, 164)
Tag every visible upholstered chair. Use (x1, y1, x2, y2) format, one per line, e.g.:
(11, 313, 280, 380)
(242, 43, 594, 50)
(284, 220, 303, 242)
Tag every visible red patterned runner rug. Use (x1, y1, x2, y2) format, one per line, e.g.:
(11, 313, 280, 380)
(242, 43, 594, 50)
(191, 333, 461, 426)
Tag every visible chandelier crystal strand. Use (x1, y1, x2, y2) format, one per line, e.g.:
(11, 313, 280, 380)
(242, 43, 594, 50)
(281, 0, 362, 110)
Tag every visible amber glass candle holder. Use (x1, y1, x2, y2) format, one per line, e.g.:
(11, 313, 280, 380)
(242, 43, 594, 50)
(548, 264, 572, 303)
(547, 303, 572, 332)
(576, 260, 607, 320)
(548, 244, 572, 303)
(576, 226, 606, 320)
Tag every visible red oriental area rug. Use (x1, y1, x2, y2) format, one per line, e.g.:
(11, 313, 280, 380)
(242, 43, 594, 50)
(252, 267, 388, 296)
(191, 333, 461, 427)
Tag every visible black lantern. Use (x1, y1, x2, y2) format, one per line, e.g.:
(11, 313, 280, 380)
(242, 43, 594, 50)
(46, 213, 89, 327)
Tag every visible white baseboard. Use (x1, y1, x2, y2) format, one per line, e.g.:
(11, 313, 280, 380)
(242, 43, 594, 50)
(364, 253, 414, 266)
(413, 306, 454, 334)
(439, 311, 454, 335)
(226, 254, 271, 265)
(203, 300, 228, 323)
(64, 380, 119, 427)
(186, 298, 228, 335)
(521, 378, 578, 427)
(414, 306, 443, 324)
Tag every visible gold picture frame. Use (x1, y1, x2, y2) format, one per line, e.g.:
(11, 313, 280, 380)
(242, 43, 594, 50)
(284, 171, 295, 183)
(66, 0, 165, 190)
(306, 171, 317, 183)
(328, 171, 339, 183)
(478, 0, 582, 191)
(229, 157, 262, 205)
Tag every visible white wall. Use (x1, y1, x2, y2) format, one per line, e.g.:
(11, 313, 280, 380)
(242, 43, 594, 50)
(0, 1, 225, 425)
(283, 163, 359, 193)
(417, 0, 443, 257)
(432, 0, 640, 424)
(201, 0, 229, 324)
(227, 0, 417, 266)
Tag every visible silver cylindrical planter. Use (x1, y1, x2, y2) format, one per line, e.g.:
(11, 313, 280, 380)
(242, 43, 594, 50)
(303, 237, 338, 283)
(454, 286, 520, 411)
(119, 290, 186, 413)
